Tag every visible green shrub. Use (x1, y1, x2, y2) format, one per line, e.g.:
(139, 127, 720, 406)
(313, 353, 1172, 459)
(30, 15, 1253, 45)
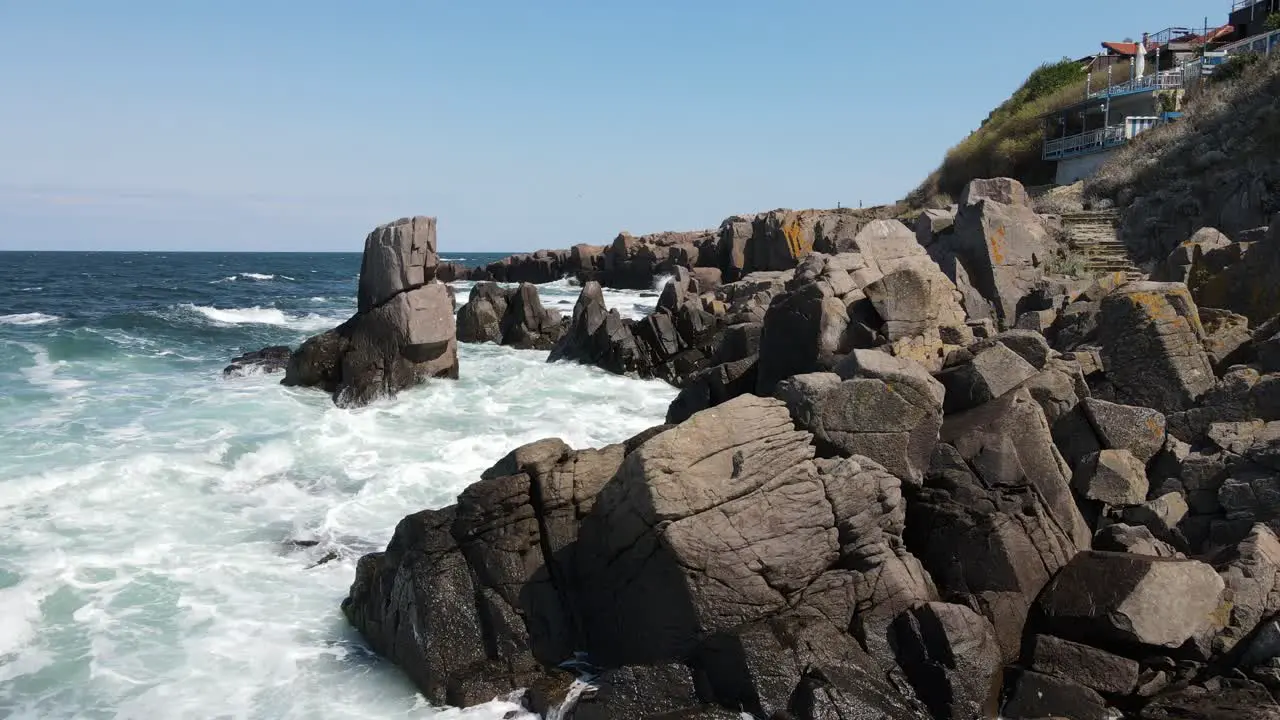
(1213, 52, 1263, 84)
(1266, 12, 1280, 32)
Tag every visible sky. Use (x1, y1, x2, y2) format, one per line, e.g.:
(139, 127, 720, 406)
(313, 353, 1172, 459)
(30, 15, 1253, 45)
(0, 1, 1224, 252)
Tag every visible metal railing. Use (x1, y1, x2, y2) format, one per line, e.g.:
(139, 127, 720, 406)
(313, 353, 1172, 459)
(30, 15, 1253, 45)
(1043, 125, 1128, 160)
(1146, 27, 1195, 46)
(1219, 27, 1280, 55)
(1087, 68, 1185, 99)
(1232, 0, 1267, 11)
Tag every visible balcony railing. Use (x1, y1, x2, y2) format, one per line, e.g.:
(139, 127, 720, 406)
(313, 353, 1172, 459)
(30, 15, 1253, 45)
(1043, 125, 1128, 160)
(1088, 68, 1185, 99)
(1220, 28, 1280, 56)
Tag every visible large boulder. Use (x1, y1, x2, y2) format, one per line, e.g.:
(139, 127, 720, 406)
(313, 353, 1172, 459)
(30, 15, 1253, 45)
(1025, 633, 1140, 695)
(574, 395, 937, 672)
(499, 282, 565, 350)
(1082, 397, 1167, 465)
(342, 436, 634, 705)
(1194, 223, 1280, 324)
(1072, 449, 1150, 507)
(286, 282, 459, 407)
(946, 184, 1051, 326)
(905, 388, 1090, 658)
(455, 282, 513, 344)
(357, 216, 439, 312)
(1210, 523, 1280, 657)
(936, 342, 1039, 413)
(755, 283, 850, 395)
(1035, 551, 1227, 651)
(1098, 282, 1216, 413)
(960, 177, 1032, 208)
(548, 281, 647, 376)
(775, 350, 944, 486)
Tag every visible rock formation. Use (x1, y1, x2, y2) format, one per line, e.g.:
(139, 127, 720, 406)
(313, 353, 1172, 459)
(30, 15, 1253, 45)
(338, 178, 1280, 717)
(281, 216, 458, 407)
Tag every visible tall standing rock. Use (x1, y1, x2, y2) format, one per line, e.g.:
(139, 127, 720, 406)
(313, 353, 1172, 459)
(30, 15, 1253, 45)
(357, 216, 439, 313)
(946, 179, 1051, 327)
(283, 216, 459, 406)
(1098, 282, 1216, 413)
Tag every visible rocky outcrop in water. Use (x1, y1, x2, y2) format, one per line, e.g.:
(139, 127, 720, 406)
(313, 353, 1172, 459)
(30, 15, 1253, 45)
(222, 345, 291, 377)
(280, 216, 458, 407)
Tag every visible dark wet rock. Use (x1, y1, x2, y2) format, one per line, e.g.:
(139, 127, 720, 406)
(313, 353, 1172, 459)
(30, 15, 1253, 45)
(570, 664, 706, 720)
(891, 602, 1002, 720)
(455, 282, 513, 344)
(548, 281, 647, 376)
(1001, 669, 1114, 720)
(1027, 633, 1141, 695)
(1139, 683, 1280, 719)
(691, 616, 929, 719)
(1035, 551, 1226, 651)
(223, 345, 292, 377)
(499, 282, 565, 350)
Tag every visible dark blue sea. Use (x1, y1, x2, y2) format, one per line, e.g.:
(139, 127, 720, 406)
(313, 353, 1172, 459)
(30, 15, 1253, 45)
(0, 251, 674, 719)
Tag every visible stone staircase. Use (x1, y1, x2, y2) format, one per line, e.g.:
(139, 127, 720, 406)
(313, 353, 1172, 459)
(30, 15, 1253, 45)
(1060, 211, 1144, 282)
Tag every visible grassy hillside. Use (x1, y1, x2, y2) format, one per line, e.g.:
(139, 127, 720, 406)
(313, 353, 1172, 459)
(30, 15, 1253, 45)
(905, 58, 1131, 209)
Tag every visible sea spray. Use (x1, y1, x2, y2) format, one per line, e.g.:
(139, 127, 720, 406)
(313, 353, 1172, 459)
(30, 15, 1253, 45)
(0, 250, 675, 719)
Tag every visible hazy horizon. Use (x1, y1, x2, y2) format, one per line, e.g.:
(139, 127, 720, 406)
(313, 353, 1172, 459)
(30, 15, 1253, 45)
(1, 1, 1216, 252)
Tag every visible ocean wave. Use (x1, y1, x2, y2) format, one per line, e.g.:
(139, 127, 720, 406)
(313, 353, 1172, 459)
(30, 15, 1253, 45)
(182, 305, 337, 332)
(0, 312, 61, 326)
(211, 273, 297, 284)
(20, 286, 43, 292)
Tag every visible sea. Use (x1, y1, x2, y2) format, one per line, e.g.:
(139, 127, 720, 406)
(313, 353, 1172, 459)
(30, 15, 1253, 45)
(0, 251, 677, 719)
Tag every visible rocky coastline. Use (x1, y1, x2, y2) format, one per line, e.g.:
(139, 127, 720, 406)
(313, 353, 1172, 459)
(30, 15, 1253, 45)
(239, 177, 1280, 718)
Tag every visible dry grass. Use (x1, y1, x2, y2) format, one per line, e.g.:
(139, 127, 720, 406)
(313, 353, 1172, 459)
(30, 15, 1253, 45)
(905, 59, 1134, 210)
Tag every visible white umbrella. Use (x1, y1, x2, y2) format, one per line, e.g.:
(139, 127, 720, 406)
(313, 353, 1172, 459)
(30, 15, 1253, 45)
(1135, 39, 1146, 79)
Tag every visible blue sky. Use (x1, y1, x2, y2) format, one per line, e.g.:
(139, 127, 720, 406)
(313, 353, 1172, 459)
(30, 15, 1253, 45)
(0, 1, 1222, 252)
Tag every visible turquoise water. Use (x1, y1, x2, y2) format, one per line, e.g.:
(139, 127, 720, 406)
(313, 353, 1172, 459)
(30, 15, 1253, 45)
(0, 252, 675, 719)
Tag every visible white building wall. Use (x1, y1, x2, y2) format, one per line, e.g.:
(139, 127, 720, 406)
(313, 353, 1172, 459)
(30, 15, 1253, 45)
(1054, 148, 1121, 185)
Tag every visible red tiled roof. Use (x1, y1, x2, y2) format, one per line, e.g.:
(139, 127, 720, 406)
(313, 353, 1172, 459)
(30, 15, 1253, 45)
(1102, 42, 1140, 56)
(1176, 24, 1235, 45)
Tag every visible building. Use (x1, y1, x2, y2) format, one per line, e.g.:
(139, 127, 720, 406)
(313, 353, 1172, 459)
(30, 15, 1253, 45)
(1042, 69, 1184, 185)
(1229, 0, 1280, 41)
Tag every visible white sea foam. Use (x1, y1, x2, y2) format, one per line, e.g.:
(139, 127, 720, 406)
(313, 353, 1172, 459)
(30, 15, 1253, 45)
(20, 286, 43, 292)
(1, 283, 676, 718)
(184, 305, 339, 332)
(0, 312, 60, 326)
(212, 273, 296, 283)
